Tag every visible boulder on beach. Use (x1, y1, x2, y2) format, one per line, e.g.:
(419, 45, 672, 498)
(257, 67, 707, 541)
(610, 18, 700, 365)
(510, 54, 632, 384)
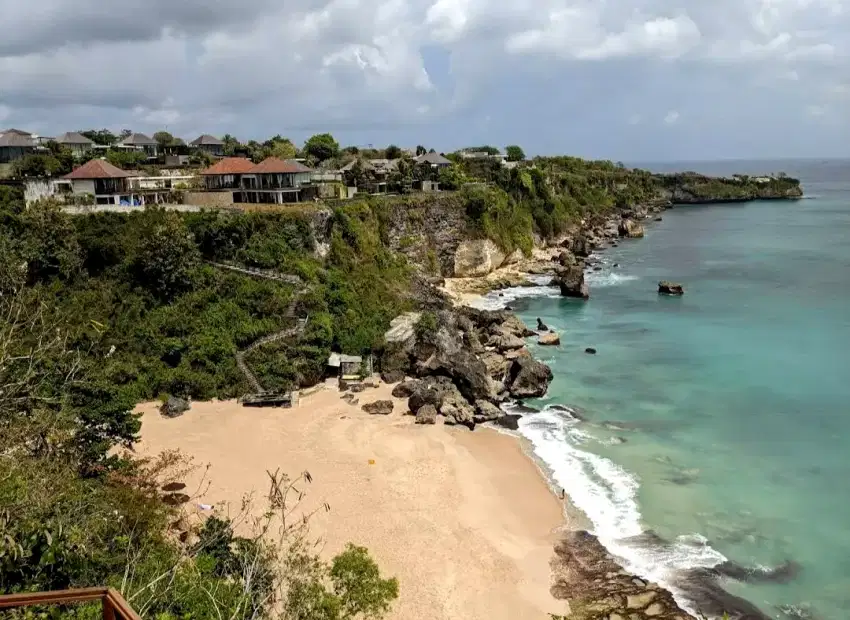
(391, 379, 420, 399)
(380, 369, 405, 384)
(161, 396, 190, 418)
(506, 356, 553, 398)
(538, 332, 561, 346)
(474, 400, 505, 423)
(415, 404, 438, 425)
(618, 218, 645, 238)
(362, 400, 394, 415)
(658, 281, 685, 295)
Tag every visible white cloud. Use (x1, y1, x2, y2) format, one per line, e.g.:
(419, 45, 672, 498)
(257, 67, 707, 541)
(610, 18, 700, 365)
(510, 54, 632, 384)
(805, 104, 827, 117)
(0, 104, 10, 123)
(664, 110, 680, 124)
(0, 0, 847, 156)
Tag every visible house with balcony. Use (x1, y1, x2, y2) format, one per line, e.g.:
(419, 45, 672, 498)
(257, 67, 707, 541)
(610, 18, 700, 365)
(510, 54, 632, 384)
(50, 159, 171, 206)
(200, 157, 254, 191)
(0, 128, 35, 162)
(56, 131, 95, 155)
(190, 134, 225, 157)
(413, 151, 452, 168)
(240, 157, 316, 204)
(119, 132, 158, 157)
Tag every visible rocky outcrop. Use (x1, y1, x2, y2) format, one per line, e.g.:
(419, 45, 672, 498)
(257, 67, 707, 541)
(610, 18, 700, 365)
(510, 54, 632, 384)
(658, 281, 684, 295)
(506, 357, 553, 399)
(380, 369, 405, 384)
(453, 239, 507, 277)
(362, 400, 394, 415)
(550, 531, 693, 620)
(554, 263, 589, 300)
(538, 333, 561, 346)
(618, 218, 645, 238)
(161, 396, 190, 418)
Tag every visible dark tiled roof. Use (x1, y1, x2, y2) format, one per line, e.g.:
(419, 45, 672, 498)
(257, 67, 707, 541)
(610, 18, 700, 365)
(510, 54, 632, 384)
(200, 157, 255, 175)
(191, 134, 224, 146)
(56, 131, 94, 145)
(121, 133, 157, 146)
(249, 158, 313, 174)
(64, 159, 132, 179)
(414, 152, 452, 165)
(0, 128, 32, 136)
(0, 131, 35, 147)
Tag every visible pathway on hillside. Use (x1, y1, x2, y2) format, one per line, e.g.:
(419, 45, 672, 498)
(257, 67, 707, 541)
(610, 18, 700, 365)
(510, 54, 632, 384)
(207, 261, 310, 399)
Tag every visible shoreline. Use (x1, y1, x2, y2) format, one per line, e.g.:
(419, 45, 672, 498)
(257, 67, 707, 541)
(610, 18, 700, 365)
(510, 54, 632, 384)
(137, 383, 573, 620)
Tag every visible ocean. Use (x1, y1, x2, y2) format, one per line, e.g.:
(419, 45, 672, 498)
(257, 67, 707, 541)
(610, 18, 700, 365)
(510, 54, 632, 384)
(477, 159, 850, 619)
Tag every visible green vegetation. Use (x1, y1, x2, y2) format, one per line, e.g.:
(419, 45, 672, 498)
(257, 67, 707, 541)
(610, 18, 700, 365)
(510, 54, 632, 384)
(505, 145, 525, 161)
(304, 133, 340, 162)
(1, 186, 402, 618)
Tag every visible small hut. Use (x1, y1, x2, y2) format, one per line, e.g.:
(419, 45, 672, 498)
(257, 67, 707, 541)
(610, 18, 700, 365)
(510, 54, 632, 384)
(327, 353, 363, 381)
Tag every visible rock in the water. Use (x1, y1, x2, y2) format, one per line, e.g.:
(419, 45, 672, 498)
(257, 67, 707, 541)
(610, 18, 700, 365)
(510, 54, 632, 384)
(362, 400, 394, 415)
(415, 404, 438, 425)
(618, 218, 645, 238)
(506, 357, 553, 398)
(585, 347, 597, 354)
(655, 216, 663, 221)
(554, 264, 589, 300)
(570, 235, 592, 258)
(492, 414, 521, 431)
(538, 332, 561, 346)
(536, 317, 549, 331)
(391, 379, 421, 399)
(161, 396, 190, 418)
(474, 400, 504, 423)
(380, 369, 405, 384)
(658, 281, 684, 295)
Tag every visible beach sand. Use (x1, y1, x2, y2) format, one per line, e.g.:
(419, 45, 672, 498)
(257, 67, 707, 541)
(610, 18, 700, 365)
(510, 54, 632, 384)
(137, 382, 571, 620)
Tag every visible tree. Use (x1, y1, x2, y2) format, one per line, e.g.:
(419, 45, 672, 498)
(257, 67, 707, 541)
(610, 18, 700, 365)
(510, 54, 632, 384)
(128, 210, 199, 301)
(18, 199, 82, 282)
(80, 129, 117, 146)
(384, 145, 402, 160)
(466, 145, 500, 155)
(106, 149, 147, 169)
(304, 133, 340, 162)
(505, 145, 526, 162)
(222, 134, 240, 156)
(415, 145, 427, 156)
(266, 136, 298, 160)
(153, 131, 175, 148)
(119, 129, 132, 141)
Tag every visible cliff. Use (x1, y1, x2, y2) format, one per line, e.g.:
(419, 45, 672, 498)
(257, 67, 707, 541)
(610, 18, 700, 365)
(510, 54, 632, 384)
(658, 172, 803, 204)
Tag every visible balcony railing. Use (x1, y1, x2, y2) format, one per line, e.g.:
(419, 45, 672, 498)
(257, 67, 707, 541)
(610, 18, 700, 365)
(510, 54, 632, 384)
(0, 587, 142, 620)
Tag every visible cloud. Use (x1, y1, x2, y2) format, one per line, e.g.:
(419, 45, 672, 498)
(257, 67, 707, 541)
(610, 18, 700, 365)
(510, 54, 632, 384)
(664, 110, 681, 124)
(0, 0, 847, 159)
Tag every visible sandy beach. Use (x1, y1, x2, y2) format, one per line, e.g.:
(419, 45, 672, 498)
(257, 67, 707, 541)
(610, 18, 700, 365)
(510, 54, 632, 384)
(137, 382, 571, 620)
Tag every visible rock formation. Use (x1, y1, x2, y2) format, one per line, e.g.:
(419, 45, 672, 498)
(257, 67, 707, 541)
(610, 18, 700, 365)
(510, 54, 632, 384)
(362, 400, 394, 415)
(658, 281, 685, 295)
(161, 396, 190, 418)
(538, 333, 561, 346)
(618, 218, 645, 238)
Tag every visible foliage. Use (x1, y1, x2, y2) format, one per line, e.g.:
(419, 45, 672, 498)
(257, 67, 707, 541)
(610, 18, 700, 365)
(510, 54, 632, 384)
(384, 145, 402, 160)
(414, 311, 439, 343)
(106, 149, 147, 169)
(222, 133, 241, 156)
(505, 144, 525, 162)
(80, 129, 117, 146)
(463, 145, 501, 155)
(153, 131, 175, 147)
(415, 145, 427, 156)
(304, 133, 340, 162)
(12, 143, 75, 178)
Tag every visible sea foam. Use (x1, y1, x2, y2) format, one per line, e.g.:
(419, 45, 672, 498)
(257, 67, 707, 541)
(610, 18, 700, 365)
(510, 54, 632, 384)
(516, 405, 727, 613)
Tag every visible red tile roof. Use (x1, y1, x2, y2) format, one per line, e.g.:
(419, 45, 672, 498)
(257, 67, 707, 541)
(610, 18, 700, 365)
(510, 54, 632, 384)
(200, 157, 255, 175)
(64, 159, 131, 179)
(248, 157, 313, 174)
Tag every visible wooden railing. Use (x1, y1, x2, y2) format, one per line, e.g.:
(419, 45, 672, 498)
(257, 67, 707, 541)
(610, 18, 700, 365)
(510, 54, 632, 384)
(0, 587, 142, 620)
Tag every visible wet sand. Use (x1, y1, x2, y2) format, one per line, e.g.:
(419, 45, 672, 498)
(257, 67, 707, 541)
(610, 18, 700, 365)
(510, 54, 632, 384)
(137, 382, 571, 620)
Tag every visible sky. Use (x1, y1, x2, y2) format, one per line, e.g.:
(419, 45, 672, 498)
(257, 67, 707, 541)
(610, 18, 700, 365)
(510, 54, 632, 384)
(1, 0, 848, 162)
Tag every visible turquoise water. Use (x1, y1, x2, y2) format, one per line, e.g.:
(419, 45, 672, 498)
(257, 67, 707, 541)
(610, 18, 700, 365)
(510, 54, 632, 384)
(490, 160, 850, 619)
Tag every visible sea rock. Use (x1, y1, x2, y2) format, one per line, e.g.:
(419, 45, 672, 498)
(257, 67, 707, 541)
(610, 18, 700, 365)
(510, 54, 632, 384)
(658, 281, 684, 295)
(474, 400, 505, 423)
(537, 318, 549, 331)
(506, 357, 553, 398)
(453, 239, 507, 277)
(538, 332, 561, 346)
(585, 347, 597, 355)
(161, 396, 190, 418)
(362, 400, 394, 415)
(415, 404, 438, 425)
(618, 219, 645, 238)
(380, 369, 405, 384)
(480, 350, 510, 379)
(492, 414, 522, 431)
(391, 379, 420, 399)
(571, 235, 593, 258)
(554, 264, 590, 300)
(441, 400, 476, 429)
